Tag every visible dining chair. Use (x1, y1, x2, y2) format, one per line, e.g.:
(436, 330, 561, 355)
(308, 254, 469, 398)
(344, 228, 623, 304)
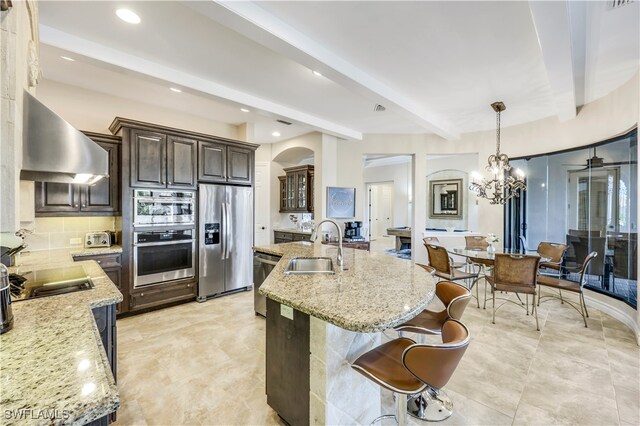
(352, 319, 470, 424)
(537, 252, 597, 327)
(423, 237, 465, 269)
(420, 244, 481, 307)
(465, 235, 489, 250)
(484, 254, 541, 330)
(537, 242, 568, 276)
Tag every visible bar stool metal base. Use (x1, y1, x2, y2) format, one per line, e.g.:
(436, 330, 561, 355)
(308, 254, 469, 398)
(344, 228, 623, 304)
(407, 388, 453, 422)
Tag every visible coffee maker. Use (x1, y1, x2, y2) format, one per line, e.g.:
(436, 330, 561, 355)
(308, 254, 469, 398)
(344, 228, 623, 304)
(343, 221, 365, 241)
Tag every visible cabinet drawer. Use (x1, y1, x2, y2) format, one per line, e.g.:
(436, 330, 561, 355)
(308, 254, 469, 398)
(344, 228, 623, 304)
(74, 253, 122, 269)
(129, 280, 196, 311)
(292, 234, 310, 242)
(274, 232, 294, 241)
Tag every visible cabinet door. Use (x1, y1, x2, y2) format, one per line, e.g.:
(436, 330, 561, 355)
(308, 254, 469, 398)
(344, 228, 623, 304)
(35, 182, 81, 214)
(308, 171, 314, 213)
(130, 129, 167, 188)
(227, 146, 253, 185)
(198, 141, 227, 183)
(278, 176, 287, 212)
(286, 173, 297, 211)
(81, 141, 120, 214)
(296, 171, 308, 211)
(167, 136, 197, 189)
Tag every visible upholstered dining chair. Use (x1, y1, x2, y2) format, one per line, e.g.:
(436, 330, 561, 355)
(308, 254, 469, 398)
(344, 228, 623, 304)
(465, 235, 489, 250)
(395, 281, 471, 336)
(352, 319, 470, 424)
(484, 254, 541, 330)
(537, 251, 598, 327)
(537, 242, 568, 276)
(420, 244, 481, 306)
(423, 237, 466, 269)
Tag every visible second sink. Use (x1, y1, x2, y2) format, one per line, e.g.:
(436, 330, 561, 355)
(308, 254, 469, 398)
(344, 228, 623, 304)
(284, 257, 335, 275)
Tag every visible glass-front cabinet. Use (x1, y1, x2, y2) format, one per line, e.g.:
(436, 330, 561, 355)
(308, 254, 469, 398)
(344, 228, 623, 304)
(278, 165, 314, 213)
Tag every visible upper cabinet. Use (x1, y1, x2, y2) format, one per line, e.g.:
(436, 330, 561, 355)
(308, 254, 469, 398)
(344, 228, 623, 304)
(111, 118, 258, 189)
(198, 142, 254, 185)
(279, 165, 314, 213)
(35, 133, 121, 217)
(130, 130, 197, 190)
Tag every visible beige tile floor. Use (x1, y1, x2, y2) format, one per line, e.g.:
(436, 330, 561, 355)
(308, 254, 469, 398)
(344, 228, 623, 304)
(114, 283, 639, 426)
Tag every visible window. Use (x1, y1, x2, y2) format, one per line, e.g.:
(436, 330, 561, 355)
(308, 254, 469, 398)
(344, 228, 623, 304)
(507, 129, 637, 308)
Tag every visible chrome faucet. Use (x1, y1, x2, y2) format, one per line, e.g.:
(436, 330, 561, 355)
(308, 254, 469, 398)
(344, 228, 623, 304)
(310, 219, 343, 269)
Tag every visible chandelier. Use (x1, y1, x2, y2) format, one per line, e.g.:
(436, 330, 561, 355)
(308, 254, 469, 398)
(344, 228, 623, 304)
(469, 102, 527, 205)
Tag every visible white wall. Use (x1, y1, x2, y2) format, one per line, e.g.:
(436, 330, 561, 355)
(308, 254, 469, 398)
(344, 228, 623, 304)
(37, 79, 239, 138)
(426, 153, 479, 231)
(1, 2, 38, 232)
(363, 161, 411, 227)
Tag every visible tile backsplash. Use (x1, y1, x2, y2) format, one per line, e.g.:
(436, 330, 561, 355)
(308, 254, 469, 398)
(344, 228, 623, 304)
(22, 217, 118, 251)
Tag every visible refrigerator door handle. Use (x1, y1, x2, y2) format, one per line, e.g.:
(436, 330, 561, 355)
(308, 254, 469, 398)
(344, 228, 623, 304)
(221, 203, 227, 260)
(226, 201, 232, 259)
(224, 202, 230, 260)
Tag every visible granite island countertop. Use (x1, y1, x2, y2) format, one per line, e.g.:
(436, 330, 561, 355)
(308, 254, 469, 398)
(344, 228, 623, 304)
(0, 252, 123, 425)
(254, 242, 436, 332)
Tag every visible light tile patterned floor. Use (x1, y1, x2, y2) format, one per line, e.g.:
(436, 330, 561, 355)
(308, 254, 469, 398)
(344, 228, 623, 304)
(114, 284, 639, 426)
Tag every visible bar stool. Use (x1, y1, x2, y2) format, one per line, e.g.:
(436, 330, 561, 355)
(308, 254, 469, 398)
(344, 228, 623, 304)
(352, 320, 470, 425)
(395, 281, 471, 336)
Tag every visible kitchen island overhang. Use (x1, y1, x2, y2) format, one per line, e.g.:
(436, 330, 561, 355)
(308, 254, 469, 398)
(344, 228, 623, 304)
(254, 242, 437, 425)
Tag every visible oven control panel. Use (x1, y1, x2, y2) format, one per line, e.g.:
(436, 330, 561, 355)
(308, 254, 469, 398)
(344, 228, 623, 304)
(204, 223, 220, 245)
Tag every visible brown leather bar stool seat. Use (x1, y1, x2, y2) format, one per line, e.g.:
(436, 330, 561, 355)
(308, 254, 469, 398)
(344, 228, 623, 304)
(395, 281, 471, 335)
(352, 320, 471, 425)
(537, 252, 597, 327)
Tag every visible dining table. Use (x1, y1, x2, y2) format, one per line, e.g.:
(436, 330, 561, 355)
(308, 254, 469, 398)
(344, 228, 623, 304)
(447, 247, 551, 264)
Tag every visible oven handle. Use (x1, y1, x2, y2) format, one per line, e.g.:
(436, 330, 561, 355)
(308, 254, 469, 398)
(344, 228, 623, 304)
(134, 240, 195, 247)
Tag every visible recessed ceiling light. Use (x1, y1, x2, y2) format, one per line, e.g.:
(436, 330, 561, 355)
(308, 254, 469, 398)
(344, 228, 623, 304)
(60, 56, 75, 62)
(240, 108, 250, 113)
(272, 131, 281, 137)
(116, 8, 141, 24)
(312, 70, 323, 77)
(169, 87, 182, 93)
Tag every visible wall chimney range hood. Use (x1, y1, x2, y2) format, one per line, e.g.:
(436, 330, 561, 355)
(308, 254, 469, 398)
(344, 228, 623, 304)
(21, 91, 108, 185)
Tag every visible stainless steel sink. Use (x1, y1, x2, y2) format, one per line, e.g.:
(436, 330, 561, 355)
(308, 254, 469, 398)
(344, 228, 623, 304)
(284, 257, 335, 275)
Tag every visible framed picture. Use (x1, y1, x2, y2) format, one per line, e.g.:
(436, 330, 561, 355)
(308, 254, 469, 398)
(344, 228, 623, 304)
(429, 179, 463, 219)
(327, 187, 356, 219)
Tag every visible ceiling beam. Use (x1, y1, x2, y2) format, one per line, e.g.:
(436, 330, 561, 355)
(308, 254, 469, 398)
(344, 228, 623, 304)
(39, 25, 363, 141)
(187, 1, 459, 140)
(529, 0, 578, 122)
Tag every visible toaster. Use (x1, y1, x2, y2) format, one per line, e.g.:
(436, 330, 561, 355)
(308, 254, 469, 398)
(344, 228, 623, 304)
(84, 232, 113, 248)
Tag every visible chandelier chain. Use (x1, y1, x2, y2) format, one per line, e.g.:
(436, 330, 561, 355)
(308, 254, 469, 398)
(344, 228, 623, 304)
(496, 109, 501, 154)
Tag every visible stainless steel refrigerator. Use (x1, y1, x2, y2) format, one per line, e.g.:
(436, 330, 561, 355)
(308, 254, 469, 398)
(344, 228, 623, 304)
(197, 184, 253, 301)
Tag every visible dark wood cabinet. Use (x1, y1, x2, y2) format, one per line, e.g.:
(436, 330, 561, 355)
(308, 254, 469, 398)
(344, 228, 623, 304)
(74, 253, 125, 315)
(35, 133, 121, 216)
(278, 165, 314, 213)
(167, 136, 197, 189)
(92, 304, 117, 422)
(198, 141, 253, 185)
(129, 280, 196, 312)
(274, 230, 311, 244)
(198, 141, 227, 183)
(227, 146, 253, 185)
(130, 129, 167, 188)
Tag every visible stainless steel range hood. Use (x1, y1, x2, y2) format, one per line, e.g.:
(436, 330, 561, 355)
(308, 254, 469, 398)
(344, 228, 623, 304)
(21, 91, 108, 185)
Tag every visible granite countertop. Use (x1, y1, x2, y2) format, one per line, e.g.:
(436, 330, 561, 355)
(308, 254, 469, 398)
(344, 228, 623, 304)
(1, 252, 123, 425)
(272, 228, 313, 236)
(254, 242, 436, 332)
(16, 246, 123, 267)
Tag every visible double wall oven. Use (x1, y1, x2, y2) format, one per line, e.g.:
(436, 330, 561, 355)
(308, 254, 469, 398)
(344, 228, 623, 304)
(132, 190, 196, 288)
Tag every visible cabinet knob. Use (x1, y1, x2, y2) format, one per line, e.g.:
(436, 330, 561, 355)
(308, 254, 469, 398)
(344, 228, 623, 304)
(187, 283, 192, 288)
(168, 181, 172, 185)
(82, 204, 86, 208)
(74, 204, 79, 207)
(97, 260, 101, 264)
(140, 293, 144, 297)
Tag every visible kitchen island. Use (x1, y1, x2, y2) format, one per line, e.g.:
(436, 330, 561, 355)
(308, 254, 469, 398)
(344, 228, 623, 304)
(255, 241, 436, 425)
(0, 253, 122, 425)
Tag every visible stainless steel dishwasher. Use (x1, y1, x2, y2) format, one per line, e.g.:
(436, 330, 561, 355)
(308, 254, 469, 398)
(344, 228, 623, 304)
(253, 252, 281, 316)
